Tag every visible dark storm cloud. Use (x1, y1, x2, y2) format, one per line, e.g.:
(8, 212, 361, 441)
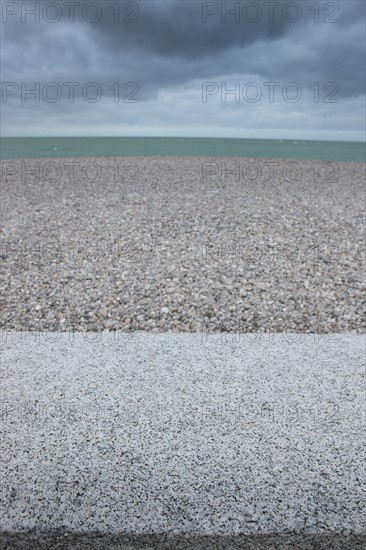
(0, 0, 365, 137)
(93, 0, 291, 58)
(1, 0, 364, 95)
(62, 0, 364, 62)
(85, 0, 365, 97)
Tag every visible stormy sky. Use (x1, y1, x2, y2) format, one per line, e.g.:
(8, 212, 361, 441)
(1, 0, 365, 140)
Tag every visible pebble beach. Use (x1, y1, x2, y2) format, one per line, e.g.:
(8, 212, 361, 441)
(1, 156, 365, 333)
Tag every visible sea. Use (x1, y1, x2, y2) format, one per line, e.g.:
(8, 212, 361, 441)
(0, 137, 365, 162)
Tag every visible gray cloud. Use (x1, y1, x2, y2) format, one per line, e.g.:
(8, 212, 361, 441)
(1, 0, 365, 139)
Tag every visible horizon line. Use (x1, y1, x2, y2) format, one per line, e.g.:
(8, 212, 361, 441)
(1, 136, 365, 144)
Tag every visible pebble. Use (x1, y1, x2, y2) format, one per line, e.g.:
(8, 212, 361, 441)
(0, 156, 364, 333)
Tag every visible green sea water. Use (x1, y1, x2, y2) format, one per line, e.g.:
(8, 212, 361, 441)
(1, 137, 365, 162)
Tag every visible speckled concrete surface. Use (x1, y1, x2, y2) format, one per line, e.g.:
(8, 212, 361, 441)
(1, 333, 365, 549)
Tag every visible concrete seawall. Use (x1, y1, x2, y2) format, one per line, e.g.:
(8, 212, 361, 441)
(1, 333, 365, 548)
